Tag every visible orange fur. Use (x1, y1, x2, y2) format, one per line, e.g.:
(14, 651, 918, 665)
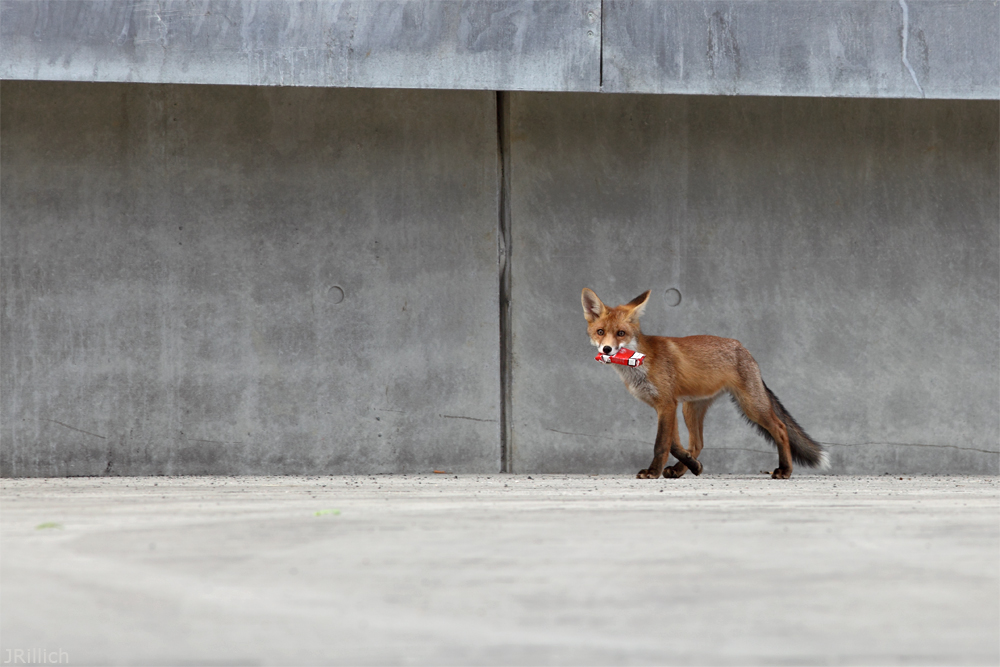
(582, 288, 827, 479)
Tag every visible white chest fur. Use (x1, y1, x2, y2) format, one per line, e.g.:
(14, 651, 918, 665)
(614, 364, 658, 405)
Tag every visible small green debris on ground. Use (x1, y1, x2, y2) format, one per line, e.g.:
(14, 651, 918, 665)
(314, 509, 340, 517)
(35, 522, 63, 530)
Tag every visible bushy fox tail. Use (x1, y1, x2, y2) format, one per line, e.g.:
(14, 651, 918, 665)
(764, 382, 829, 468)
(736, 382, 829, 469)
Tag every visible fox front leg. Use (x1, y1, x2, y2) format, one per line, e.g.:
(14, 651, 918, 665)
(637, 404, 702, 479)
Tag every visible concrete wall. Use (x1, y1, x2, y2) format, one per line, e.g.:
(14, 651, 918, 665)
(3, 1, 997, 99)
(508, 93, 999, 475)
(2, 82, 998, 477)
(1, 81, 502, 476)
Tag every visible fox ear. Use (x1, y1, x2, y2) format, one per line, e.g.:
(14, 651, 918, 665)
(625, 290, 652, 320)
(581, 288, 607, 323)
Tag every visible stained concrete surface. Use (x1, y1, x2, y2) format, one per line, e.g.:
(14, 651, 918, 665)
(1, 474, 997, 665)
(602, 1, 1000, 99)
(0, 1, 601, 92)
(507, 92, 999, 475)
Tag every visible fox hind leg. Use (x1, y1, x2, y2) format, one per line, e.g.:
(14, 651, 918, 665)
(762, 412, 793, 479)
(731, 348, 796, 479)
(735, 386, 793, 479)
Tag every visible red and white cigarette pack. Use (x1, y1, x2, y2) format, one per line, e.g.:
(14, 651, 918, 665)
(595, 348, 645, 367)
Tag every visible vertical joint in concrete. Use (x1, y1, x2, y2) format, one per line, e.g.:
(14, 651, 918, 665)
(599, 0, 605, 88)
(497, 91, 513, 473)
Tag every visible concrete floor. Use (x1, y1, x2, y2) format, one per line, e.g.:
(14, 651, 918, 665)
(1, 474, 997, 666)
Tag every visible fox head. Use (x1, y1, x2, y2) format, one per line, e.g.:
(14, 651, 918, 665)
(581, 288, 652, 356)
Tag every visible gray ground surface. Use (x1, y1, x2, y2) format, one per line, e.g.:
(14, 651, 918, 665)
(1, 474, 997, 666)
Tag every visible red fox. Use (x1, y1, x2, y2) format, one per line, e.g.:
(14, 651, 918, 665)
(582, 288, 828, 479)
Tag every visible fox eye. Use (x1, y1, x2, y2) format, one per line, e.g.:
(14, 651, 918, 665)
(596, 329, 604, 336)
(616, 330, 626, 337)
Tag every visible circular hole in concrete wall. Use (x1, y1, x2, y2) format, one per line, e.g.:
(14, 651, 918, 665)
(328, 285, 345, 304)
(664, 288, 682, 307)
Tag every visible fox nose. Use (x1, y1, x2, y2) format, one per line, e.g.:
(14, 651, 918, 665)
(602, 346, 613, 355)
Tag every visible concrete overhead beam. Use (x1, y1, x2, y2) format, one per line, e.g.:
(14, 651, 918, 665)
(2, 1, 996, 99)
(0, 0, 601, 91)
(602, 0, 1000, 99)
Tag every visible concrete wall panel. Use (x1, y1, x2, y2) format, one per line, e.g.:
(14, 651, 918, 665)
(0, 0, 600, 91)
(603, 0, 1000, 99)
(1, 81, 502, 476)
(508, 92, 999, 475)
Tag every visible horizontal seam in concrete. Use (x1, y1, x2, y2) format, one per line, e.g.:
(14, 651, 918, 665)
(40, 419, 106, 440)
(545, 428, 769, 454)
(439, 414, 498, 423)
(545, 429, 999, 457)
(181, 437, 245, 445)
(819, 441, 998, 455)
(544, 427, 637, 441)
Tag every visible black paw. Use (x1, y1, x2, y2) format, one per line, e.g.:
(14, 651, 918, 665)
(662, 466, 686, 479)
